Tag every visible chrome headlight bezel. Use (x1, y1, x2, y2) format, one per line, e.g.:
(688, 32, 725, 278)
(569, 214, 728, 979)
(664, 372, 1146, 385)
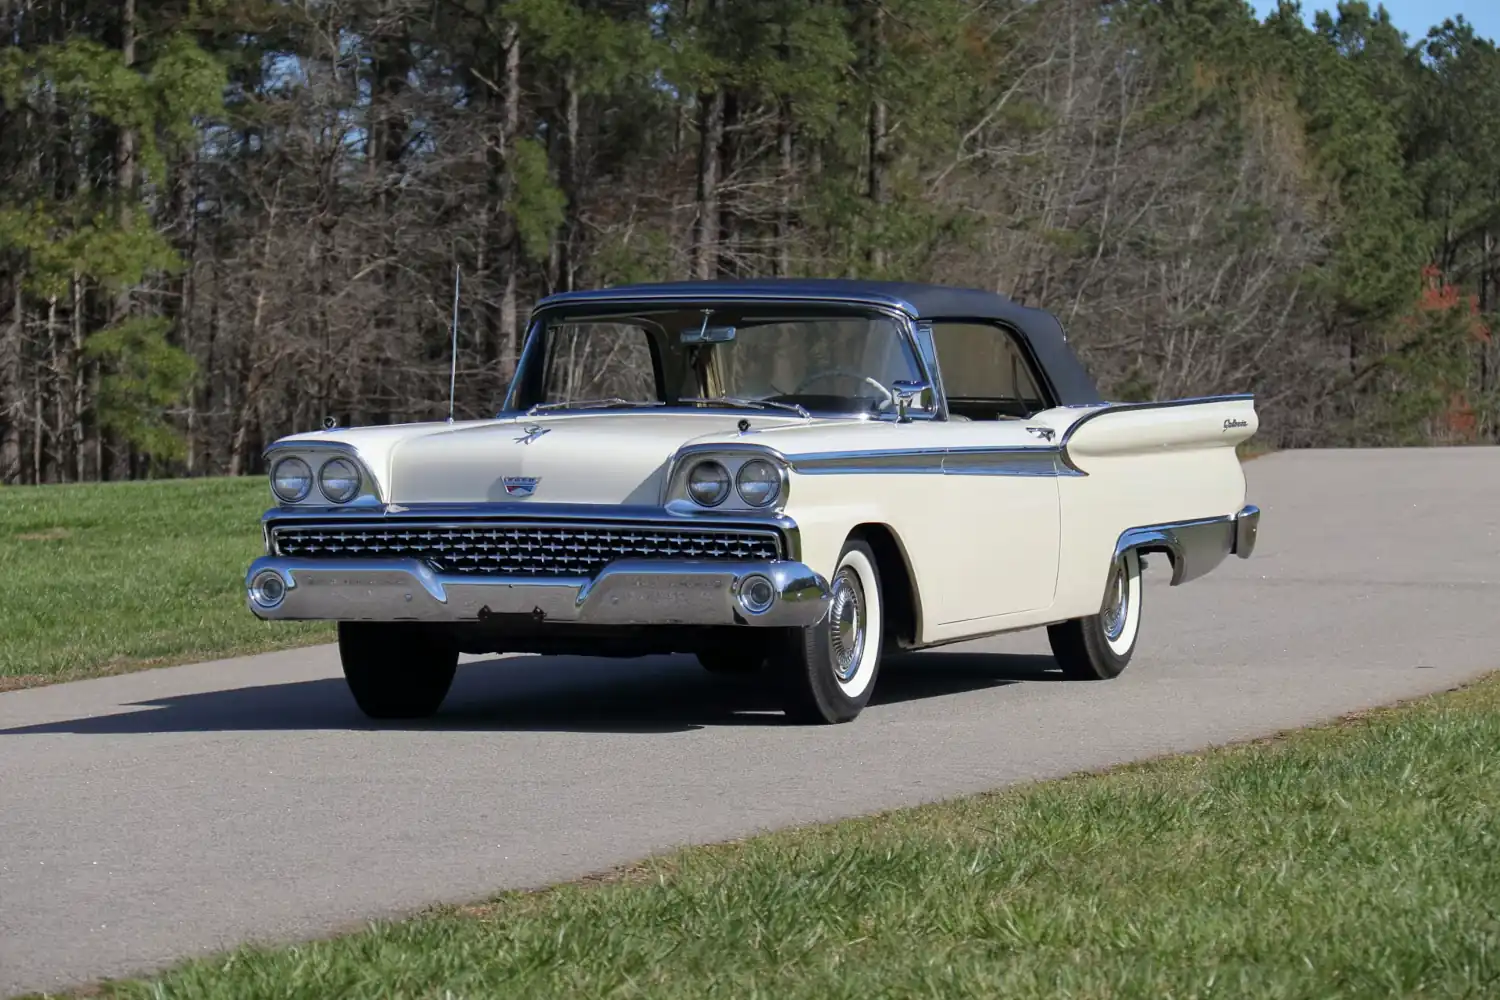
(668, 448, 791, 513)
(317, 457, 362, 504)
(270, 457, 313, 503)
(265, 444, 380, 508)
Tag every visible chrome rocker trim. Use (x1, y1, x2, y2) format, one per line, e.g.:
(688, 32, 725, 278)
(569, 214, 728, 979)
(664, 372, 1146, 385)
(245, 556, 832, 628)
(1113, 504, 1260, 586)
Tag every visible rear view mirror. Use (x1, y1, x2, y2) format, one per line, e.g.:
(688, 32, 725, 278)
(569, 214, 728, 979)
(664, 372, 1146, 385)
(681, 325, 737, 344)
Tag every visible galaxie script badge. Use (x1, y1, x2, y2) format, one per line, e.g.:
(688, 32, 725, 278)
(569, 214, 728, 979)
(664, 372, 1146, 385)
(1223, 418, 1248, 431)
(502, 476, 541, 497)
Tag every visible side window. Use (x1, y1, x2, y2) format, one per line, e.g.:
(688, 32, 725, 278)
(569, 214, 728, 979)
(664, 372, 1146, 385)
(541, 322, 659, 404)
(930, 322, 1048, 420)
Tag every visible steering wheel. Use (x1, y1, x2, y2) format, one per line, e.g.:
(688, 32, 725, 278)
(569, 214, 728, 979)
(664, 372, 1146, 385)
(794, 369, 896, 409)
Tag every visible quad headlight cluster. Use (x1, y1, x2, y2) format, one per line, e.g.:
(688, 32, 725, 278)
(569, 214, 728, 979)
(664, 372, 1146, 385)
(682, 456, 784, 509)
(270, 454, 365, 505)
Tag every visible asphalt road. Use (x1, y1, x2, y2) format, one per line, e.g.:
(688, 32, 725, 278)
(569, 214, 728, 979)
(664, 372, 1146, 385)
(3, 448, 1498, 997)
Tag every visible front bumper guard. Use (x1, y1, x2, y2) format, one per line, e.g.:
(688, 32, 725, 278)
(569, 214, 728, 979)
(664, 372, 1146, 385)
(245, 556, 832, 628)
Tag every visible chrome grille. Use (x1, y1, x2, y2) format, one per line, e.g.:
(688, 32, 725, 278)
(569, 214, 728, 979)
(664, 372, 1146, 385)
(270, 521, 783, 577)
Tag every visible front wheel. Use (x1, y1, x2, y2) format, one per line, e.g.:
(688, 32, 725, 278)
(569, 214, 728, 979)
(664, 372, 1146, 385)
(1047, 547, 1143, 680)
(775, 539, 885, 724)
(338, 622, 459, 719)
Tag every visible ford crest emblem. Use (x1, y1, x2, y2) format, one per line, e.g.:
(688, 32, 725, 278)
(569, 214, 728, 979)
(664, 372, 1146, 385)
(502, 476, 540, 498)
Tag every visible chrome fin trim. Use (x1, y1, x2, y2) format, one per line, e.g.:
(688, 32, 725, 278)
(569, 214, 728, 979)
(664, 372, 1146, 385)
(1057, 394, 1256, 473)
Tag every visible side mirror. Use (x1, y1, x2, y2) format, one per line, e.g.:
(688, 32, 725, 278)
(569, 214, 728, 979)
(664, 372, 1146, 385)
(891, 379, 932, 423)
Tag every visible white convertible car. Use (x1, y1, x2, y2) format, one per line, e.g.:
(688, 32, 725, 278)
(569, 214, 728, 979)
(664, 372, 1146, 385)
(246, 279, 1260, 724)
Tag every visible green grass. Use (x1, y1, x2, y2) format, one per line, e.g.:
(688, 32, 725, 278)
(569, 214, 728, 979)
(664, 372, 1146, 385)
(0, 477, 331, 687)
(49, 673, 1500, 1000)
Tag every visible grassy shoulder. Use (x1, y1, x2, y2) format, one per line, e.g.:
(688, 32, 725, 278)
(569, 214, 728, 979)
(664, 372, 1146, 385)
(56, 672, 1500, 1000)
(0, 477, 331, 688)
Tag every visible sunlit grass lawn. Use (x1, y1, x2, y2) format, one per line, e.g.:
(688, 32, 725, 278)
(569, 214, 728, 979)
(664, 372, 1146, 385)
(0, 477, 331, 688)
(49, 672, 1499, 1000)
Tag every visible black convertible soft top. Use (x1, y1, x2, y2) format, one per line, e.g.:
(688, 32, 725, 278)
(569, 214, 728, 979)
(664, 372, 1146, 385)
(534, 278, 1103, 406)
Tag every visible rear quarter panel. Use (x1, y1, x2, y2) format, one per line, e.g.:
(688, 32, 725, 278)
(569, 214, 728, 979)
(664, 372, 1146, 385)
(1049, 396, 1257, 620)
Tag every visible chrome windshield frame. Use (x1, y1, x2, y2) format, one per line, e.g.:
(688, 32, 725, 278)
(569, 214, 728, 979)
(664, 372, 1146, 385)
(499, 296, 949, 422)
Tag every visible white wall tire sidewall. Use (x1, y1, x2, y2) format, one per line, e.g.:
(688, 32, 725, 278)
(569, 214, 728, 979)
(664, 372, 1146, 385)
(833, 547, 883, 700)
(1104, 548, 1142, 657)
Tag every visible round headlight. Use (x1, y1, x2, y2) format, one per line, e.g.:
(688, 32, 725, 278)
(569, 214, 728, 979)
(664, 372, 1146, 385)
(270, 457, 312, 503)
(735, 459, 782, 507)
(318, 457, 362, 504)
(686, 460, 731, 507)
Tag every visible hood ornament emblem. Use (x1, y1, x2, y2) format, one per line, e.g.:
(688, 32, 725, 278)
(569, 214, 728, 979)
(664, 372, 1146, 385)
(502, 476, 540, 498)
(515, 424, 551, 445)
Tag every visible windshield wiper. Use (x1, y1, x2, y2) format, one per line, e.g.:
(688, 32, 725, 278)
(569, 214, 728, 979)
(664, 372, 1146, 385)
(679, 396, 812, 419)
(526, 398, 666, 415)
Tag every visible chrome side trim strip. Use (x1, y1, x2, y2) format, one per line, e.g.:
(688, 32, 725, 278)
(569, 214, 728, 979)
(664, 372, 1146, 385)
(245, 556, 832, 628)
(669, 440, 1078, 479)
(795, 449, 944, 473)
(940, 450, 1070, 477)
(794, 447, 1073, 476)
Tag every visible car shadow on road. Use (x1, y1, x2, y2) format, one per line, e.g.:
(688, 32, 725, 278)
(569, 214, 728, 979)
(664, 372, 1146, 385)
(0, 651, 1065, 737)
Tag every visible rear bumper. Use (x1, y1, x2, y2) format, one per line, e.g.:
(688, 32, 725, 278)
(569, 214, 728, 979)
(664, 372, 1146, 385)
(245, 556, 831, 628)
(1115, 503, 1261, 586)
(1232, 504, 1260, 559)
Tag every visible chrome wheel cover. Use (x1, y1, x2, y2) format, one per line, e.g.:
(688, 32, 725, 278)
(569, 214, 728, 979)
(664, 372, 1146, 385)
(829, 567, 866, 683)
(1101, 561, 1129, 642)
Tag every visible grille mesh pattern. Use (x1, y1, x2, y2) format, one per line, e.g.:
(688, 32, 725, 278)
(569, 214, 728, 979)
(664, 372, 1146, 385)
(272, 522, 782, 577)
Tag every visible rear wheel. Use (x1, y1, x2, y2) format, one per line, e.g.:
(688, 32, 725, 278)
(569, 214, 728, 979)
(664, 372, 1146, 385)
(1047, 547, 1143, 680)
(775, 540, 885, 724)
(338, 622, 458, 719)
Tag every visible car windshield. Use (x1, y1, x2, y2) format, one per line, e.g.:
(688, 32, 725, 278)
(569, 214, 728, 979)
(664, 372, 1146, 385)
(510, 306, 928, 417)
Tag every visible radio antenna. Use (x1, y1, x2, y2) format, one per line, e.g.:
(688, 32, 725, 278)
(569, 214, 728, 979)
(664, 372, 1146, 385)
(447, 263, 461, 423)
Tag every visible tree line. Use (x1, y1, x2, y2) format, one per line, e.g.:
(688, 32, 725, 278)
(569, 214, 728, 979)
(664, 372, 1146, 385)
(1, 0, 1497, 484)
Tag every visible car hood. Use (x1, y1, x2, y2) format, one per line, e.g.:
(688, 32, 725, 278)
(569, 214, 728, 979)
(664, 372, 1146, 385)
(380, 411, 815, 505)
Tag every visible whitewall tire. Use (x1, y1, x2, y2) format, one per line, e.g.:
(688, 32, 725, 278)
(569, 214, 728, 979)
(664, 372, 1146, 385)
(338, 622, 459, 719)
(775, 539, 885, 723)
(1047, 547, 1143, 681)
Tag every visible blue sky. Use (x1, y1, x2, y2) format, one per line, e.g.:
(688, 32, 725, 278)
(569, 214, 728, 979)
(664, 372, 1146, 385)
(1250, 1, 1499, 43)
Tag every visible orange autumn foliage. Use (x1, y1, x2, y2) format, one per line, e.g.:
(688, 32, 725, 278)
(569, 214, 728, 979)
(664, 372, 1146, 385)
(1404, 265, 1491, 440)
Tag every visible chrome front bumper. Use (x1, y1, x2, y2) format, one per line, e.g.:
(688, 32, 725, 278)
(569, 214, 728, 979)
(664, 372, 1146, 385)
(244, 556, 832, 627)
